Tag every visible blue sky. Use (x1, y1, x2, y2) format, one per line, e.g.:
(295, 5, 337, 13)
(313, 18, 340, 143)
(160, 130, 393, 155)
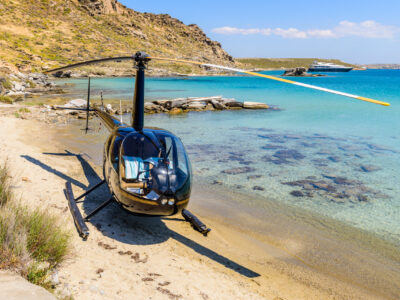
(119, 0, 400, 64)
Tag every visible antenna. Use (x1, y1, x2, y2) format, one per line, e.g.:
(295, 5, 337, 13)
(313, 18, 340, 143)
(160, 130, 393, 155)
(85, 77, 91, 134)
(100, 90, 104, 109)
(119, 99, 123, 123)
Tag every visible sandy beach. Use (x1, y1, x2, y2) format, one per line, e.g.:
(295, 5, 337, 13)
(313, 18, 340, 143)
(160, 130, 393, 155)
(0, 108, 399, 300)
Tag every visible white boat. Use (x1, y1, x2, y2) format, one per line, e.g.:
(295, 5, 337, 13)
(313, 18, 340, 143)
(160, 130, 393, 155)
(308, 61, 352, 72)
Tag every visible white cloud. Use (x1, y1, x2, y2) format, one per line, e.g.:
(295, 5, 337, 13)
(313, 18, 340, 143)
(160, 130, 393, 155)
(211, 21, 400, 39)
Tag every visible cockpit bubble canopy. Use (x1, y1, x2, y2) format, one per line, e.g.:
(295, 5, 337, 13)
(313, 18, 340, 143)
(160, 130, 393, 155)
(119, 131, 191, 197)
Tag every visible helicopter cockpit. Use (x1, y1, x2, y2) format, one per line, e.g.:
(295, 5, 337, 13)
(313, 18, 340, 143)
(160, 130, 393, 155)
(119, 131, 192, 205)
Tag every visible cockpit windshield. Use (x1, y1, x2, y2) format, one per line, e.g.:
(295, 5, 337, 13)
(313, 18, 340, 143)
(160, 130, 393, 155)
(119, 131, 191, 201)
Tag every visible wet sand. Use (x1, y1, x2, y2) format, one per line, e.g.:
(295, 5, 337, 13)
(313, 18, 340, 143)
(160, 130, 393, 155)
(0, 114, 399, 299)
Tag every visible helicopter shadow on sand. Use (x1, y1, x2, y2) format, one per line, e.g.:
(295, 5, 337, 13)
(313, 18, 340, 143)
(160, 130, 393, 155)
(21, 150, 260, 278)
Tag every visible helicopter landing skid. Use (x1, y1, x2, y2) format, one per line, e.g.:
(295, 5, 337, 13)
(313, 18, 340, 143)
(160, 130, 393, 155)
(64, 181, 114, 240)
(182, 209, 211, 236)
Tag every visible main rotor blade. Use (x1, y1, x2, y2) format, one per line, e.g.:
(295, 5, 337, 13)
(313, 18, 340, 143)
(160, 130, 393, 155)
(44, 56, 134, 74)
(150, 57, 390, 106)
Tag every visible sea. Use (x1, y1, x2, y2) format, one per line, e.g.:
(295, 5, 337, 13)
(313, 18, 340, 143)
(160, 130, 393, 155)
(54, 69, 400, 247)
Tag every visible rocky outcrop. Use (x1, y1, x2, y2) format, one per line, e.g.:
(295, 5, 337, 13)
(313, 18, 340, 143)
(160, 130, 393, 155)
(1, 73, 59, 98)
(282, 67, 324, 77)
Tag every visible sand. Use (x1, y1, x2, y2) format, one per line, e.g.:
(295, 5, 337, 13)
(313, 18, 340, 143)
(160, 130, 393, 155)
(0, 112, 399, 300)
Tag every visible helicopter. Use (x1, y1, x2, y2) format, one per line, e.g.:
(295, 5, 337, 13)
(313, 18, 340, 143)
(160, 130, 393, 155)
(46, 51, 390, 240)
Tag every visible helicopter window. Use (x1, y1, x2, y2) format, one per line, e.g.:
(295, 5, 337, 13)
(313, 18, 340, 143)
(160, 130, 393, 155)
(154, 133, 189, 176)
(110, 135, 124, 172)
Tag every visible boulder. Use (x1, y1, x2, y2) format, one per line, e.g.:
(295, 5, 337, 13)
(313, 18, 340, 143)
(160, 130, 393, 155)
(144, 102, 161, 113)
(283, 67, 308, 76)
(168, 107, 184, 115)
(184, 101, 207, 110)
(211, 99, 226, 110)
(169, 99, 187, 109)
(243, 102, 269, 109)
(218, 98, 240, 107)
(0, 271, 56, 300)
(67, 99, 87, 108)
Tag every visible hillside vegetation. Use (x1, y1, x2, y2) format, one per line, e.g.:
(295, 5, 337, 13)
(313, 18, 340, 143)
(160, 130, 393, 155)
(237, 58, 358, 70)
(0, 0, 234, 75)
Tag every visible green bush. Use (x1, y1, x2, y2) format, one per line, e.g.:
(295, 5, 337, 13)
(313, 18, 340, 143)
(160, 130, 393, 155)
(2, 79, 13, 90)
(19, 107, 31, 113)
(0, 95, 13, 104)
(0, 164, 70, 289)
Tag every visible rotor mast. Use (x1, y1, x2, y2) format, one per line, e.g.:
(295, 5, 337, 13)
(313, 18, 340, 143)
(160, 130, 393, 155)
(132, 52, 150, 132)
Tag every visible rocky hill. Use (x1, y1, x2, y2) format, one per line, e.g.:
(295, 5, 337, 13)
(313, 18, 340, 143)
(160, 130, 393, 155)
(0, 0, 234, 75)
(237, 58, 359, 70)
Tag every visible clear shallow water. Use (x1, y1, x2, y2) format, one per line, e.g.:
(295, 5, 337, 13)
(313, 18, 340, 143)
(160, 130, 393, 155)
(56, 70, 400, 245)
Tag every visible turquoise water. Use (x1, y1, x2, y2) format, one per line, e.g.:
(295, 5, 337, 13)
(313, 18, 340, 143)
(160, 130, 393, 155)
(56, 70, 400, 245)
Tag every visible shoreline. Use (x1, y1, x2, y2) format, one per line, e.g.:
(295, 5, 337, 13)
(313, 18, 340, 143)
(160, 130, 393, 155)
(1, 113, 399, 298)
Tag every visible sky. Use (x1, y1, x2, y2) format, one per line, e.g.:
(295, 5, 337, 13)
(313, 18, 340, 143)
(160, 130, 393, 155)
(119, 0, 400, 64)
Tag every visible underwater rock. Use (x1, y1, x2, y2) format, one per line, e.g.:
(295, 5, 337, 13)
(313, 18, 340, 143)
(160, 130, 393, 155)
(360, 165, 382, 173)
(211, 180, 223, 185)
(338, 145, 364, 152)
(367, 143, 396, 152)
(312, 181, 336, 193)
(333, 177, 359, 185)
(247, 175, 263, 180)
(253, 186, 265, 191)
(283, 134, 302, 139)
(328, 156, 341, 162)
(261, 144, 283, 150)
(311, 158, 329, 166)
(262, 155, 288, 165)
(238, 160, 253, 165)
(358, 195, 368, 202)
(290, 190, 304, 197)
(273, 149, 305, 161)
(221, 167, 255, 175)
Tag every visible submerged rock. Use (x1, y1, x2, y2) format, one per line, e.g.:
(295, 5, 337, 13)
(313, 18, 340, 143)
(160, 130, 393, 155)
(273, 149, 305, 161)
(360, 165, 381, 173)
(221, 167, 255, 175)
(253, 186, 265, 191)
(290, 190, 304, 197)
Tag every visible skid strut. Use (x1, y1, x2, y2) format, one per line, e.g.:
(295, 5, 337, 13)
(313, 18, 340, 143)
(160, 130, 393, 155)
(182, 209, 211, 236)
(64, 180, 113, 239)
(65, 182, 89, 239)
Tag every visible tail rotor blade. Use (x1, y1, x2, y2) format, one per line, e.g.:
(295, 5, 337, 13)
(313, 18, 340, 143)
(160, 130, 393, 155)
(150, 57, 390, 107)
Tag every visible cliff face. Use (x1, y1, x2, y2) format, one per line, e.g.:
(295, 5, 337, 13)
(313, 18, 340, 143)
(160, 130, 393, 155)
(0, 0, 234, 73)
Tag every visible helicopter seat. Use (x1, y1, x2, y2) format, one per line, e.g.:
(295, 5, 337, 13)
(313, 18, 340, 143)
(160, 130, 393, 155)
(123, 156, 150, 182)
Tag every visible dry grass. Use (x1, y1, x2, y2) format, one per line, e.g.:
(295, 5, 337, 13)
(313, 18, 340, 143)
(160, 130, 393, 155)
(0, 163, 70, 290)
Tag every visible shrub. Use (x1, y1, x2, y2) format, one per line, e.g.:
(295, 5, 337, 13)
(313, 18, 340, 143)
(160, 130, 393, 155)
(0, 164, 70, 289)
(0, 95, 13, 104)
(19, 108, 31, 113)
(2, 79, 13, 90)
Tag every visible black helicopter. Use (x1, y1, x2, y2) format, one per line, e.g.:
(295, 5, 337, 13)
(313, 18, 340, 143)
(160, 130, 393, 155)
(46, 51, 389, 240)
